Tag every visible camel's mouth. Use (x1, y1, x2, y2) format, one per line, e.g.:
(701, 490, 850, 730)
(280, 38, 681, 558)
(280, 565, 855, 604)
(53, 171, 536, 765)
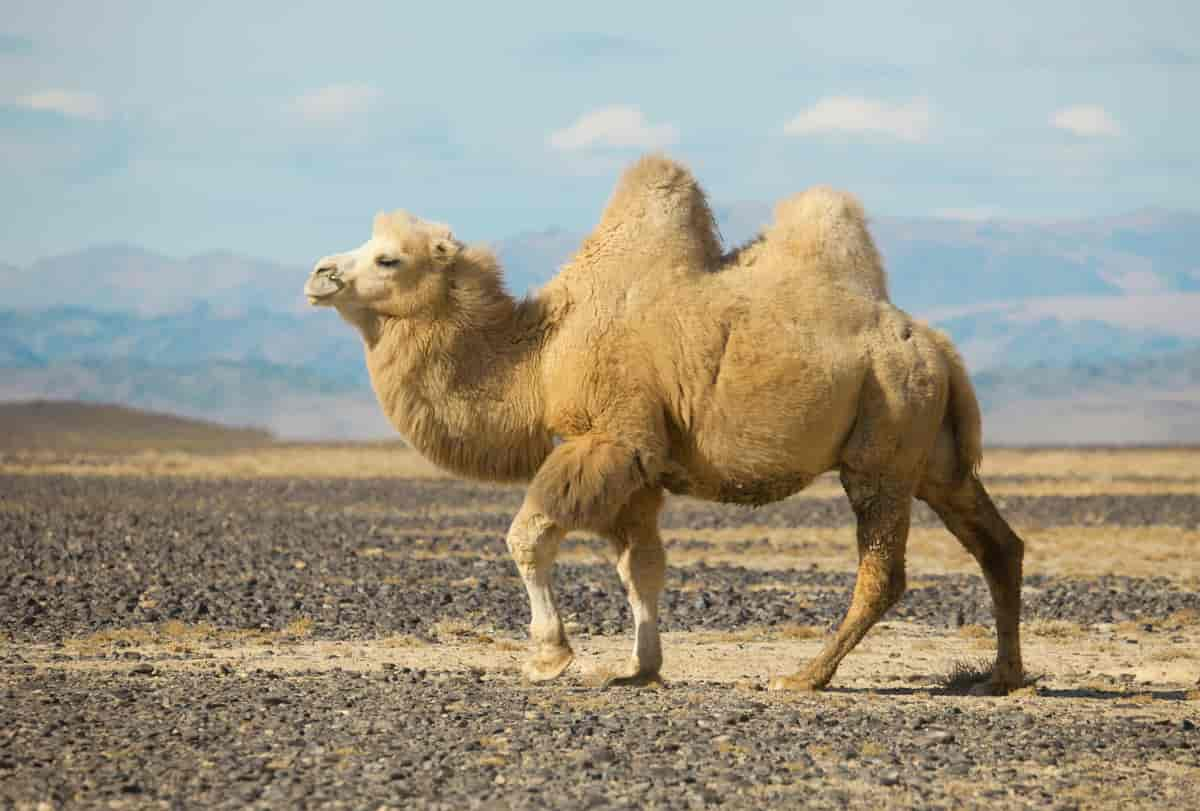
(304, 268, 344, 305)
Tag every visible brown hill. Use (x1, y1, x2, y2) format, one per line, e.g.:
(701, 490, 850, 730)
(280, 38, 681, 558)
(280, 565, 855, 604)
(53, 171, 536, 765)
(0, 400, 274, 452)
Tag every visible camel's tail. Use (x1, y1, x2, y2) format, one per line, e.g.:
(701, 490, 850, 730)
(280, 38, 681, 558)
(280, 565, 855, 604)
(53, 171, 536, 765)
(757, 186, 889, 300)
(928, 327, 983, 476)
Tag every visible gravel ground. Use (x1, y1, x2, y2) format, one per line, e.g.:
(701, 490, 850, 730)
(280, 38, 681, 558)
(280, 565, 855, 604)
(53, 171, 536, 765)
(2, 471, 1199, 808)
(4, 476, 1200, 644)
(2, 667, 1198, 809)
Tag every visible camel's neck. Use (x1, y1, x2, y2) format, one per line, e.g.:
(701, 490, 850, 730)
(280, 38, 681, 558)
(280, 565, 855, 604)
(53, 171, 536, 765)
(351, 283, 554, 482)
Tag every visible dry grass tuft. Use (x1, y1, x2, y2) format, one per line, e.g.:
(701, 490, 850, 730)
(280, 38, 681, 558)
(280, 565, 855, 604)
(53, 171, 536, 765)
(1113, 620, 1148, 636)
(859, 741, 887, 758)
(1166, 608, 1200, 629)
(1146, 647, 1197, 663)
(774, 624, 825, 641)
(283, 617, 315, 639)
(62, 619, 337, 653)
(957, 624, 992, 639)
(1028, 619, 1085, 639)
(66, 621, 220, 651)
(695, 623, 824, 644)
(430, 617, 499, 645)
(939, 659, 994, 693)
(957, 625, 996, 650)
(431, 618, 478, 639)
(937, 661, 1041, 695)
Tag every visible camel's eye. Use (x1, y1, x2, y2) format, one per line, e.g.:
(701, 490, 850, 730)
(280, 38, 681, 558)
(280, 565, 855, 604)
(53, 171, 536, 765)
(376, 256, 402, 268)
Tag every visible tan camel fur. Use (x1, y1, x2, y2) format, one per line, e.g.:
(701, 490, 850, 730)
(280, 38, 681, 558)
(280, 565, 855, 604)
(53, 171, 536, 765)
(304, 155, 1025, 694)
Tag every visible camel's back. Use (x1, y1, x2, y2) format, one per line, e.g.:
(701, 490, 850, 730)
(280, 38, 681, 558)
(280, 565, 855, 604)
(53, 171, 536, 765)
(537, 159, 901, 502)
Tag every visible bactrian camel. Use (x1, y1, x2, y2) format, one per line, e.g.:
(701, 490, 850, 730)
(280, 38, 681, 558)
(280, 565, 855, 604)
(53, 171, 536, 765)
(304, 155, 1026, 694)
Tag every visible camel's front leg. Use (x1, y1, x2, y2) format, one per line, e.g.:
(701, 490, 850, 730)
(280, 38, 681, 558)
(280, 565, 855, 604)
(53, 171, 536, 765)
(516, 433, 656, 684)
(606, 488, 667, 686)
(506, 504, 573, 682)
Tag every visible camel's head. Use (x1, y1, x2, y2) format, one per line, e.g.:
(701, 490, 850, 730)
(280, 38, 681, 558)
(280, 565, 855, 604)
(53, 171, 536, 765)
(306, 210, 463, 318)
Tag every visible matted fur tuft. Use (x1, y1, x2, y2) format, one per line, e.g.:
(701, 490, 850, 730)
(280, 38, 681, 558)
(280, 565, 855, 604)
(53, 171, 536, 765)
(528, 436, 648, 533)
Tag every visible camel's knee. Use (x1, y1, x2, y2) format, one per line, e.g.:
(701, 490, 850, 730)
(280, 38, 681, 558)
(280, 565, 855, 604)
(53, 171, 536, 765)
(982, 529, 1023, 572)
(850, 554, 907, 619)
(922, 476, 1025, 574)
(529, 436, 649, 532)
(870, 558, 907, 611)
(505, 508, 561, 574)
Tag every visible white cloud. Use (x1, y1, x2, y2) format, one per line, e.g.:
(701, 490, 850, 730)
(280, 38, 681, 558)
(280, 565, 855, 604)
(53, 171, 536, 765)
(289, 84, 381, 125)
(16, 90, 106, 121)
(548, 106, 679, 152)
(1051, 105, 1122, 137)
(783, 96, 931, 142)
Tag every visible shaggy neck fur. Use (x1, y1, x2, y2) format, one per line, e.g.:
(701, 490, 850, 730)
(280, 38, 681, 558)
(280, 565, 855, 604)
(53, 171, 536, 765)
(349, 250, 555, 481)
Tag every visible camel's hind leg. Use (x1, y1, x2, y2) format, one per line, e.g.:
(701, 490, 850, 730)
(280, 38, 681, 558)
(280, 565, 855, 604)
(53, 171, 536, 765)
(604, 488, 667, 687)
(770, 470, 912, 691)
(918, 441, 1025, 694)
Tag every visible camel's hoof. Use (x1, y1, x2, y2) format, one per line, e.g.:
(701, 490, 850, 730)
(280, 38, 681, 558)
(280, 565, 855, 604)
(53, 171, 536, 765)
(767, 673, 825, 692)
(604, 670, 666, 689)
(522, 646, 574, 683)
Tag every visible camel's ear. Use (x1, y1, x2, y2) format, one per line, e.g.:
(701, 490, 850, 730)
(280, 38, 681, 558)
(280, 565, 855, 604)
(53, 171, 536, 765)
(430, 235, 462, 267)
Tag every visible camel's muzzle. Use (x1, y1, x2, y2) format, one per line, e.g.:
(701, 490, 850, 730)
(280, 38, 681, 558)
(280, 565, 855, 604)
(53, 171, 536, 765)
(305, 267, 344, 304)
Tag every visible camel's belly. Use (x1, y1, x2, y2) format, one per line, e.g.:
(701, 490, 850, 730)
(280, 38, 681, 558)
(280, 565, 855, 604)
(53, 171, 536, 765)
(661, 468, 817, 506)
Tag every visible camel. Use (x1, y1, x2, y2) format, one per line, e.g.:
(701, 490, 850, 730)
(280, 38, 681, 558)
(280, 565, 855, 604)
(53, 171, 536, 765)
(304, 155, 1026, 694)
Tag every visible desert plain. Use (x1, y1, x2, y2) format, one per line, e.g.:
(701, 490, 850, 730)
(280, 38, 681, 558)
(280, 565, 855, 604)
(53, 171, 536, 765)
(2, 440, 1199, 809)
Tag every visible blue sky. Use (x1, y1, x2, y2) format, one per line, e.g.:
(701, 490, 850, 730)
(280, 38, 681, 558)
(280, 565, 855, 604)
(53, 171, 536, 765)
(1, 0, 1196, 265)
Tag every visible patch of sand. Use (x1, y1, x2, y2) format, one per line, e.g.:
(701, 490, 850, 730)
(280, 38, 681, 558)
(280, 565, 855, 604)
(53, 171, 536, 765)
(18, 622, 1199, 703)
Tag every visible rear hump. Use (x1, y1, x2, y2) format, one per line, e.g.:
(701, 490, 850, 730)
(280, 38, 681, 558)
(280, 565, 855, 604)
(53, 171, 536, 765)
(749, 186, 889, 300)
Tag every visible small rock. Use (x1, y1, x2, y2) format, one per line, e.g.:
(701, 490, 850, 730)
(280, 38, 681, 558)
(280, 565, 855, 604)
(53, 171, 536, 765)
(879, 770, 901, 786)
(130, 663, 155, 675)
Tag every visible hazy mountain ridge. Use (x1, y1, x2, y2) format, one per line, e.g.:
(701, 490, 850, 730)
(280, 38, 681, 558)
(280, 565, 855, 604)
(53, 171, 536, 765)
(0, 306, 369, 387)
(2, 207, 1197, 441)
(2, 244, 309, 317)
(977, 347, 1200, 445)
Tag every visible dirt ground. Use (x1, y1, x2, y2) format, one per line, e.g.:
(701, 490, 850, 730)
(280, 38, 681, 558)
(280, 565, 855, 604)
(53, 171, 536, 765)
(2, 445, 1199, 809)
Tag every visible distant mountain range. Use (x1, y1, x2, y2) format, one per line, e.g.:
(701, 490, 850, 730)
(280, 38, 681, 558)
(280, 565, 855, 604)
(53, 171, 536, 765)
(1, 206, 1198, 443)
(0, 400, 273, 452)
